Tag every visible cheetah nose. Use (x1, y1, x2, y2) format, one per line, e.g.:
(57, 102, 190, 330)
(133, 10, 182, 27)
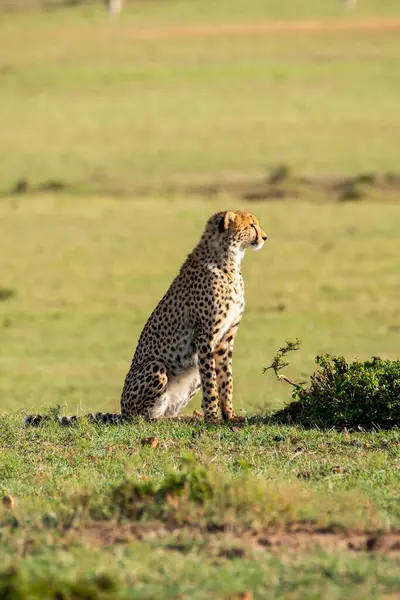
(262, 235, 268, 241)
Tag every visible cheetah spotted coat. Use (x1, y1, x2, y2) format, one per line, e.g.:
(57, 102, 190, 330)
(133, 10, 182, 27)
(25, 210, 267, 426)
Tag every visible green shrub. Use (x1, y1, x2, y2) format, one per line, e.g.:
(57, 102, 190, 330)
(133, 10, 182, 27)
(272, 355, 400, 429)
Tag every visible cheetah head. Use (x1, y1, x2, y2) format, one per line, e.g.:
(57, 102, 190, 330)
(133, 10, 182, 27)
(212, 210, 267, 251)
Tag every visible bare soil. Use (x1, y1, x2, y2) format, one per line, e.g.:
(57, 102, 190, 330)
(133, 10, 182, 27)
(112, 170, 400, 203)
(11, 170, 400, 202)
(75, 521, 400, 556)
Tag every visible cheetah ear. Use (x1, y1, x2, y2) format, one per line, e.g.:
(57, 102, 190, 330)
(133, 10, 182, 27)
(218, 211, 237, 233)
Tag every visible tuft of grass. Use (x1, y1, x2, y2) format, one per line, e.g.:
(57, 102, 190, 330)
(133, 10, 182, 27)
(112, 454, 214, 520)
(0, 568, 121, 600)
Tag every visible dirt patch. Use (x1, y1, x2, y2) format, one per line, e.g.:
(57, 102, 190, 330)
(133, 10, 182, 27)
(74, 520, 400, 556)
(245, 523, 400, 555)
(8, 170, 400, 202)
(128, 169, 400, 203)
(9, 178, 68, 195)
(76, 521, 166, 547)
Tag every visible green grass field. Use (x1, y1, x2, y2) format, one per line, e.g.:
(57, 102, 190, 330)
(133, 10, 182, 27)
(1, 197, 399, 599)
(1, 1, 400, 598)
(0, 416, 399, 599)
(1, 197, 400, 416)
(1, 0, 400, 195)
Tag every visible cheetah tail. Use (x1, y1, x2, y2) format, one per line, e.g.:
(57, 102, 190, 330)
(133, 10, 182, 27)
(23, 413, 127, 427)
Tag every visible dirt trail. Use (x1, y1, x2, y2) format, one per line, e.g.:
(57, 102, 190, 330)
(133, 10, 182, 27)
(77, 521, 400, 556)
(128, 18, 400, 41)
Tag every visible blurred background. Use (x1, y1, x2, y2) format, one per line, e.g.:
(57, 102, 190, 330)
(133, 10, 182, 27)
(0, 0, 399, 415)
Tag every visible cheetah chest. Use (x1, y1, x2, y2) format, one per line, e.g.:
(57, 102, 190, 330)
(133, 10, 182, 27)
(216, 288, 244, 344)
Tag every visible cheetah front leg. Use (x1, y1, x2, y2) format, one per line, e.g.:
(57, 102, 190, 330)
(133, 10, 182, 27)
(196, 336, 220, 422)
(215, 324, 240, 421)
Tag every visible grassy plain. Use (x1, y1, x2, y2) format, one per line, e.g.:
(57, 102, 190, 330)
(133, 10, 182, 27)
(1, 1, 400, 195)
(1, 197, 400, 415)
(1, 1, 400, 598)
(1, 197, 400, 598)
(0, 413, 400, 599)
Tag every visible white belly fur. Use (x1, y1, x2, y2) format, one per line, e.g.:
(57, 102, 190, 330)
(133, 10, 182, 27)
(164, 366, 201, 417)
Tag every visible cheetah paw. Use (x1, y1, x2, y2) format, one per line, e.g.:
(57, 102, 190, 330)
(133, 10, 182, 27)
(224, 413, 245, 424)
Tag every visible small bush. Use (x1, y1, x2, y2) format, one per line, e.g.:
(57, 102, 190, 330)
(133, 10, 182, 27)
(272, 355, 400, 429)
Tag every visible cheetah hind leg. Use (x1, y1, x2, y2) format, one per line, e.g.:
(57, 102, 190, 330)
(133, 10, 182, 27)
(120, 360, 169, 420)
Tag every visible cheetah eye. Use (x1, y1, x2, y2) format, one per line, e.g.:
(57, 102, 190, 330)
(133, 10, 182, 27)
(250, 224, 257, 232)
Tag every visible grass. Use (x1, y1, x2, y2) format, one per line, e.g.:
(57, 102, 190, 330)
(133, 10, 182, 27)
(3, 0, 400, 21)
(1, 416, 400, 598)
(1, 196, 399, 415)
(0, 196, 399, 597)
(1, 1, 400, 596)
(2, 414, 400, 525)
(1, 541, 398, 600)
(0, 1, 400, 195)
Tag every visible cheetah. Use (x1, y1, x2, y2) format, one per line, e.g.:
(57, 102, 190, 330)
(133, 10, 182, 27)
(25, 210, 267, 426)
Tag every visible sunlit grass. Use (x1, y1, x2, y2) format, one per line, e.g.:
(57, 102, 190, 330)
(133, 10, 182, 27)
(1, 2, 400, 596)
(0, 196, 399, 415)
(0, 2, 400, 195)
